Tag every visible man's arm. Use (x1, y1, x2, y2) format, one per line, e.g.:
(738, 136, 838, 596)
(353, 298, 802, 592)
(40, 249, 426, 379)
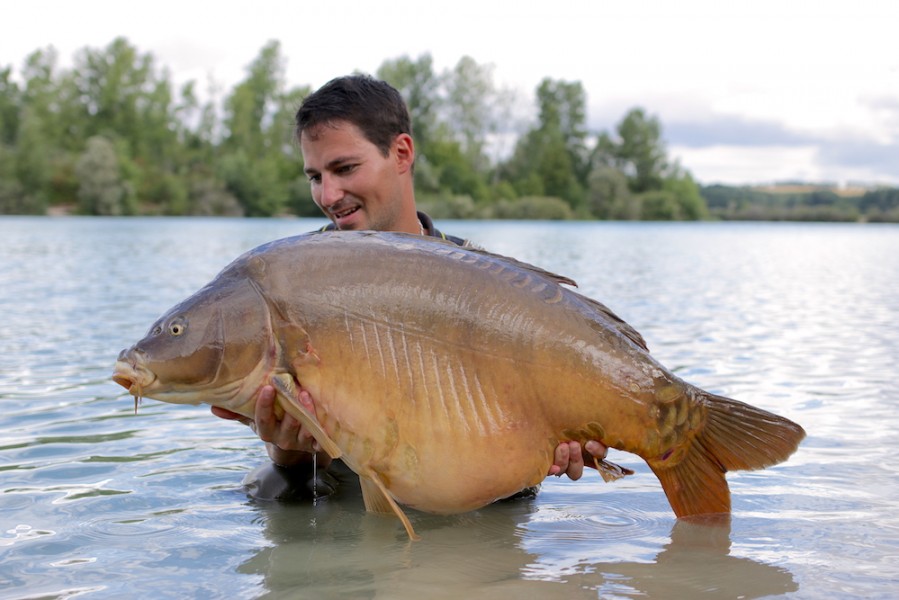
(210, 386, 332, 469)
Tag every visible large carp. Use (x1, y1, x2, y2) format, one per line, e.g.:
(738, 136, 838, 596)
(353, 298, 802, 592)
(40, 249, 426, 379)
(113, 231, 805, 540)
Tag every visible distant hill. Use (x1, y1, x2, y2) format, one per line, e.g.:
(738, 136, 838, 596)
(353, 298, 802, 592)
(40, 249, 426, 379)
(700, 183, 899, 223)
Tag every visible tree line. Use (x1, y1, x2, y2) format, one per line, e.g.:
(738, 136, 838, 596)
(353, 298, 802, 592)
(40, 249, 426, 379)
(1, 38, 896, 222)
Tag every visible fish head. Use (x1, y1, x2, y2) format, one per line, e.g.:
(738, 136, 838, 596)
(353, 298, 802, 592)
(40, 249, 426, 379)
(112, 275, 276, 416)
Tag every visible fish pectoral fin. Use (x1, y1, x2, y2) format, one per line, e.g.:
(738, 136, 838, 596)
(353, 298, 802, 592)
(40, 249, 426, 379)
(593, 457, 635, 483)
(360, 473, 420, 542)
(269, 373, 342, 460)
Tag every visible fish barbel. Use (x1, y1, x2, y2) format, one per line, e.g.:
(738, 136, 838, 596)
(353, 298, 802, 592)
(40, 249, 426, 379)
(113, 231, 805, 540)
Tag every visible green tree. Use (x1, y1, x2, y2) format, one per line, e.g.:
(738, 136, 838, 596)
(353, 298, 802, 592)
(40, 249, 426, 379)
(444, 56, 495, 172)
(219, 41, 298, 215)
(72, 38, 175, 160)
(75, 136, 136, 215)
(592, 108, 707, 220)
(377, 54, 442, 156)
(593, 108, 667, 194)
(663, 166, 707, 220)
(0, 67, 20, 146)
(18, 47, 84, 207)
(587, 164, 635, 219)
(536, 78, 589, 181)
(501, 78, 588, 209)
(490, 196, 573, 220)
(14, 107, 51, 210)
(223, 41, 283, 154)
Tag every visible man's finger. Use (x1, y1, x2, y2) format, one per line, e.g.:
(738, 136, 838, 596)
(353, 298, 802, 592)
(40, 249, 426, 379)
(565, 441, 585, 480)
(552, 442, 570, 476)
(584, 440, 608, 460)
(210, 406, 251, 427)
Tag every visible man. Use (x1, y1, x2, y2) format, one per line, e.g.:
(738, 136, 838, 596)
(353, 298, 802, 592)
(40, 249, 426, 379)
(212, 75, 607, 498)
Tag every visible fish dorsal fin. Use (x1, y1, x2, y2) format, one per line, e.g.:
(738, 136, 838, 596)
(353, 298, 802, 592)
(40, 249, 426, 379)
(576, 293, 649, 351)
(447, 244, 648, 351)
(360, 474, 420, 541)
(270, 374, 342, 459)
(456, 245, 579, 287)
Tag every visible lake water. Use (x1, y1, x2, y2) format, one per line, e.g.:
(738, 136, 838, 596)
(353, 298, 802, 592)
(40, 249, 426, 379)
(1, 217, 897, 599)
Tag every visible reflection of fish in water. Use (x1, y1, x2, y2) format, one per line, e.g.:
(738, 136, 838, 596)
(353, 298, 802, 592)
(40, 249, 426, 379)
(113, 231, 806, 540)
(241, 497, 797, 598)
(548, 517, 799, 598)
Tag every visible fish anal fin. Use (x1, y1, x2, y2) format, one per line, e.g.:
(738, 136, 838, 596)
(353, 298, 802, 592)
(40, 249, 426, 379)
(593, 457, 635, 483)
(360, 473, 420, 541)
(649, 390, 806, 518)
(269, 373, 342, 459)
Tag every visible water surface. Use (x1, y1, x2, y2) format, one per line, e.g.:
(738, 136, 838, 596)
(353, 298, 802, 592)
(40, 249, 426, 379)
(1, 217, 897, 598)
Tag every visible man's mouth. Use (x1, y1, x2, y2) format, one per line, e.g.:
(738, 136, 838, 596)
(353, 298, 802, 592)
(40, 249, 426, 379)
(331, 205, 360, 221)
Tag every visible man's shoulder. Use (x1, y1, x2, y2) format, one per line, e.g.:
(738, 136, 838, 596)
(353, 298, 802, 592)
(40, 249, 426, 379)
(417, 211, 474, 248)
(306, 213, 477, 249)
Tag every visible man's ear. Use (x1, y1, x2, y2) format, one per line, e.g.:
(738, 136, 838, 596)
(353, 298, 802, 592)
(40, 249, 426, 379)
(393, 133, 415, 174)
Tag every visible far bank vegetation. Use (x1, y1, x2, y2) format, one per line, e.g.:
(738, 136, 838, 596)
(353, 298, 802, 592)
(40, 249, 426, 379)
(2, 39, 896, 222)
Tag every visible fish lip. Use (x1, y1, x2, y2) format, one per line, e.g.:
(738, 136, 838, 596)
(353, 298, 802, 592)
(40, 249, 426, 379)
(112, 373, 134, 390)
(112, 359, 156, 394)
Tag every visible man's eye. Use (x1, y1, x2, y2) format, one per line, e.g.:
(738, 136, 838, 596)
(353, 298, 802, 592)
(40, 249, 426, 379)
(307, 174, 321, 183)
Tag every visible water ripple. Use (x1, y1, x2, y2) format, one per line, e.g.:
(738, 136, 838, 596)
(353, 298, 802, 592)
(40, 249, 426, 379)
(2, 219, 898, 598)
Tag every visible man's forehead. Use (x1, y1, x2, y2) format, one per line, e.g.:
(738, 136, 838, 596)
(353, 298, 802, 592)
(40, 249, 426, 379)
(301, 120, 362, 142)
(301, 122, 367, 168)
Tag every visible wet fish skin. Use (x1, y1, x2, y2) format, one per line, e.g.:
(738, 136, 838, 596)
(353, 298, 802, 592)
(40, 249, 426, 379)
(113, 231, 806, 538)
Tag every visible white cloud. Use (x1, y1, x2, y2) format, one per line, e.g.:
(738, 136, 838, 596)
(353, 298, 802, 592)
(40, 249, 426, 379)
(672, 144, 899, 187)
(2, 0, 898, 185)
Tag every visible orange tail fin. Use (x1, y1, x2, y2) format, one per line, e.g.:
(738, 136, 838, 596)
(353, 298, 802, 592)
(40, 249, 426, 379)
(650, 391, 806, 518)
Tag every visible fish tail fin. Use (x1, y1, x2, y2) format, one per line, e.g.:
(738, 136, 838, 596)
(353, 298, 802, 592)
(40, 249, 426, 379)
(650, 391, 806, 518)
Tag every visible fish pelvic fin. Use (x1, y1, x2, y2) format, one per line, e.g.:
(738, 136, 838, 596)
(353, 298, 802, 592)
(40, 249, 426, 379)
(270, 373, 342, 460)
(649, 391, 806, 518)
(360, 473, 420, 541)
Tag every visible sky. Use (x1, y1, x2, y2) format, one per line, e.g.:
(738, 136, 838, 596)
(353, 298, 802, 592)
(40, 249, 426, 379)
(3, 0, 898, 187)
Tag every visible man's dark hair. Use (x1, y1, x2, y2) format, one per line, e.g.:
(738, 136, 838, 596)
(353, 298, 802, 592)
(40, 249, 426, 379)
(295, 75, 412, 157)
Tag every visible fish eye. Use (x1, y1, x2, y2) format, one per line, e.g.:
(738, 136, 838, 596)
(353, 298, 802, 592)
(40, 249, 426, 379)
(169, 319, 187, 336)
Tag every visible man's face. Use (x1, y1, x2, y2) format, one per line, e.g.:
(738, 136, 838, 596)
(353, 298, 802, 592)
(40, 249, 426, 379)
(301, 121, 410, 231)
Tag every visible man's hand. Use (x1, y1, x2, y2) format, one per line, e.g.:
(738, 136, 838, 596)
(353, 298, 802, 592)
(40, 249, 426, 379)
(210, 385, 331, 468)
(547, 440, 608, 481)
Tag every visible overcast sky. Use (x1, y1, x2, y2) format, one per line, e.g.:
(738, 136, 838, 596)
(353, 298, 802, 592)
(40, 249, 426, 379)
(3, 0, 898, 187)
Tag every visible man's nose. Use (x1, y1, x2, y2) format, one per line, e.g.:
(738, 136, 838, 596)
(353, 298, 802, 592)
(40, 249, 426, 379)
(319, 174, 344, 208)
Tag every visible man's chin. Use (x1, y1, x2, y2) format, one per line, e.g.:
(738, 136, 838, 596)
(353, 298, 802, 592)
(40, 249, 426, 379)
(333, 215, 367, 230)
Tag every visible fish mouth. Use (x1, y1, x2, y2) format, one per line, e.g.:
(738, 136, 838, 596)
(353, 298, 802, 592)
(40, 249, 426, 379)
(112, 358, 156, 413)
(112, 360, 154, 391)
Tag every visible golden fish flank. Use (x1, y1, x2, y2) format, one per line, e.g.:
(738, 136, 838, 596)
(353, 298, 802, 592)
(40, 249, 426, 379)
(113, 230, 806, 540)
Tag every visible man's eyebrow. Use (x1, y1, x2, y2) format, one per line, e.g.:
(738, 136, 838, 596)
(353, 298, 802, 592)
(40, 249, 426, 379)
(326, 155, 359, 169)
(304, 155, 361, 176)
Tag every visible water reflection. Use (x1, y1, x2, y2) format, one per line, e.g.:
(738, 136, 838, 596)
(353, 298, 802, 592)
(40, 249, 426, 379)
(240, 493, 796, 599)
(3, 218, 898, 598)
